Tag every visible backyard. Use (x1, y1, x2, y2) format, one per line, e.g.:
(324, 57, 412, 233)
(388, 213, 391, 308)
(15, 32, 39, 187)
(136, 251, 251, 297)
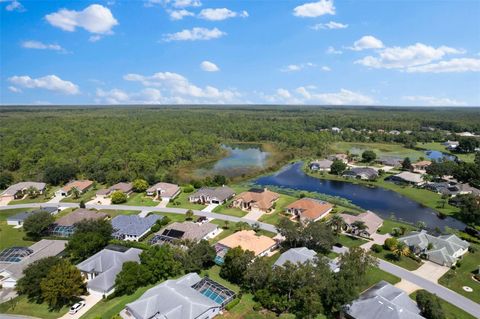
(336, 234, 368, 248)
(377, 219, 418, 235)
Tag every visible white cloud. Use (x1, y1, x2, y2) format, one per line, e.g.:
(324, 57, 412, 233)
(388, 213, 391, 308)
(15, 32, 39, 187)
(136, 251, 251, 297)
(406, 58, 480, 73)
(200, 61, 220, 72)
(321, 66, 331, 71)
(21, 40, 65, 52)
(89, 35, 103, 42)
(5, 0, 24, 12)
(311, 21, 347, 30)
(198, 8, 248, 21)
(8, 86, 21, 93)
(8, 75, 79, 94)
(326, 46, 342, 54)
(169, 9, 194, 20)
(264, 87, 373, 105)
(293, 0, 335, 18)
(356, 43, 463, 69)
(163, 27, 225, 41)
(281, 62, 315, 72)
(45, 4, 118, 34)
(349, 35, 384, 51)
(123, 71, 239, 102)
(172, 0, 201, 8)
(402, 95, 467, 106)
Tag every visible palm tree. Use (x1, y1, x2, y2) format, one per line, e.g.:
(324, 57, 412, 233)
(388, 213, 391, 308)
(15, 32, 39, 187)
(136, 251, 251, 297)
(330, 215, 345, 235)
(71, 187, 80, 199)
(351, 220, 367, 235)
(27, 186, 38, 199)
(392, 242, 411, 260)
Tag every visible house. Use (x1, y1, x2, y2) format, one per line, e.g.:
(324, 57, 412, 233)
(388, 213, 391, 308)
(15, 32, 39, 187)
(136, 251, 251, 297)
(121, 273, 235, 319)
(412, 160, 432, 172)
(112, 215, 162, 241)
(274, 247, 316, 267)
(51, 209, 108, 237)
(377, 157, 402, 168)
(344, 280, 424, 319)
(390, 171, 425, 186)
(327, 153, 349, 164)
(309, 159, 333, 171)
(399, 230, 469, 267)
(443, 140, 459, 150)
(58, 180, 93, 197)
(0, 182, 46, 203)
(146, 182, 180, 200)
(232, 188, 280, 214)
(457, 132, 475, 137)
(189, 186, 235, 204)
(425, 182, 460, 196)
(343, 167, 378, 180)
(339, 211, 383, 238)
(96, 182, 133, 197)
(7, 207, 58, 226)
(77, 246, 142, 296)
(214, 230, 277, 264)
(285, 198, 333, 222)
(389, 130, 401, 135)
(0, 240, 67, 288)
(150, 221, 219, 245)
(331, 127, 341, 133)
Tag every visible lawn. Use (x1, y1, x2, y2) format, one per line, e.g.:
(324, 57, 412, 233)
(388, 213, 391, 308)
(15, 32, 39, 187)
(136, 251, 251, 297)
(410, 290, 476, 319)
(371, 250, 423, 271)
(258, 193, 297, 225)
(0, 208, 29, 220)
(81, 284, 155, 319)
(377, 219, 418, 235)
(438, 244, 480, 303)
(213, 202, 247, 217)
(332, 142, 425, 160)
(0, 221, 34, 250)
(417, 142, 475, 163)
(361, 266, 400, 291)
(0, 295, 69, 319)
(166, 189, 205, 210)
(124, 192, 158, 207)
(336, 234, 368, 248)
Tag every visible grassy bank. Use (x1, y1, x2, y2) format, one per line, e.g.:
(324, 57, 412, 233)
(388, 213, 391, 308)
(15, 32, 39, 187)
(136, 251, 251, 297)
(332, 142, 425, 160)
(417, 142, 475, 163)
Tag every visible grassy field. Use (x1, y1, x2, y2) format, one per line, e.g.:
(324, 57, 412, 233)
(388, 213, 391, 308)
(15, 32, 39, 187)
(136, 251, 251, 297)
(439, 244, 480, 303)
(417, 142, 475, 163)
(332, 142, 425, 160)
(167, 189, 205, 210)
(258, 193, 297, 225)
(0, 207, 29, 220)
(410, 290, 476, 319)
(377, 219, 418, 235)
(0, 295, 69, 319)
(336, 234, 368, 248)
(124, 192, 158, 206)
(371, 250, 423, 271)
(0, 221, 34, 249)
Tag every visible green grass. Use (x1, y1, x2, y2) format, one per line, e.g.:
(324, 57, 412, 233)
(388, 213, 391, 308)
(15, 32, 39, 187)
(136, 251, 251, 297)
(371, 250, 423, 271)
(0, 208, 30, 220)
(98, 209, 141, 218)
(0, 221, 34, 250)
(417, 142, 475, 163)
(439, 244, 480, 303)
(361, 266, 400, 291)
(8, 187, 60, 205)
(332, 142, 425, 160)
(0, 295, 69, 319)
(167, 189, 205, 210)
(124, 192, 158, 207)
(258, 193, 297, 225)
(336, 234, 368, 248)
(377, 219, 418, 235)
(410, 290, 476, 319)
(81, 284, 155, 319)
(213, 202, 247, 217)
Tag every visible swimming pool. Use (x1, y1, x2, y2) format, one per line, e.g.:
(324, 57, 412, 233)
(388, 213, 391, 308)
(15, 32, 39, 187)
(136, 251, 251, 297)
(201, 288, 226, 304)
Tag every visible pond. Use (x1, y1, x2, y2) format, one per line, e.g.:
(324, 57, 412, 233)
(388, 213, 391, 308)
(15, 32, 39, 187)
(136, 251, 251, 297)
(254, 162, 466, 230)
(195, 144, 269, 178)
(425, 150, 457, 162)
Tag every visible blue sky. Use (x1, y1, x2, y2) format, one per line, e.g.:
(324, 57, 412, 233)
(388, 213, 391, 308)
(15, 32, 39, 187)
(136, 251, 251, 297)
(1, 0, 479, 106)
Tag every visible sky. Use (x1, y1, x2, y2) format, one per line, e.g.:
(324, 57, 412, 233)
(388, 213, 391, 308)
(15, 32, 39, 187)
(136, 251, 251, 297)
(1, 0, 480, 106)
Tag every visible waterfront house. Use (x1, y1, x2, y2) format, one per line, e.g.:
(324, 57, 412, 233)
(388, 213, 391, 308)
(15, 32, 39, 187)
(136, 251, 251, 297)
(232, 188, 280, 214)
(343, 167, 378, 180)
(327, 153, 349, 164)
(285, 198, 333, 222)
(443, 140, 459, 150)
(309, 159, 333, 171)
(391, 171, 425, 186)
(189, 186, 235, 205)
(146, 182, 180, 200)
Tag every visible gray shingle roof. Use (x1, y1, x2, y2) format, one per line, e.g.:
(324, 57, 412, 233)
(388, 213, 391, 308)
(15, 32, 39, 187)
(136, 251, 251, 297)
(1, 182, 46, 196)
(274, 247, 317, 267)
(112, 215, 161, 237)
(125, 273, 219, 319)
(76, 247, 142, 294)
(146, 182, 180, 197)
(345, 281, 424, 319)
(190, 186, 235, 202)
(343, 167, 378, 179)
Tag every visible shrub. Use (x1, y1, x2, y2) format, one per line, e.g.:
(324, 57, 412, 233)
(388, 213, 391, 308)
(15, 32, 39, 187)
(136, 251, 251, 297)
(225, 298, 240, 311)
(183, 185, 194, 193)
(111, 191, 127, 204)
(79, 200, 86, 208)
(371, 244, 383, 253)
(384, 237, 398, 251)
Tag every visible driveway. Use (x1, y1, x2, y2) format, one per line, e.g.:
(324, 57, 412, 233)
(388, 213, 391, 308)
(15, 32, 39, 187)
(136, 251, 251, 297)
(87, 196, 110, 205)
(412, 261, 450, 283)
(156, 198, 170, 208)
(360, 232, 391, 250)
(46, 192, 64, 204)
(58, 293, 102, 319)
(202, 203, 219, 213)
(244, 210, 264, 221)
(395, 279, 422, 294)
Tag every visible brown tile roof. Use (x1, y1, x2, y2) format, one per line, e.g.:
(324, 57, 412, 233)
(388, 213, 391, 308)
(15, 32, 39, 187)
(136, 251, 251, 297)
(412, 160, 432, 167)
(56, 209, 108, 226)
(286, 198, 333, 221)
(234, 189, 280, 211)
(146, 182, 180, 198)
(110, 182, 133, 193)
(339, 211, 383, 235)
(62, 180, 93, 192)
(217, 230, 276, 256)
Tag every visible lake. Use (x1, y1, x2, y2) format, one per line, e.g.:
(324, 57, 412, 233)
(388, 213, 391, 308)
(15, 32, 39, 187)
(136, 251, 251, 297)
(196, 144, 269, 178)
(254, 162, 466, 230)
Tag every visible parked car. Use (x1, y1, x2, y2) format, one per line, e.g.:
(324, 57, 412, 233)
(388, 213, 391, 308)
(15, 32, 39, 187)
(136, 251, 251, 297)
(69, 301, 86, 314)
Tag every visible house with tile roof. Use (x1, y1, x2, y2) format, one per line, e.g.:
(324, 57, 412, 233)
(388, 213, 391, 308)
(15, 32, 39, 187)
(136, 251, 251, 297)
(146, 182, 180, 199)
(188, 186, 235, 204)
(77, 246, 142, 296)
(344, 280, 424, 319)
(58, 180, 93, 197)
(285, 198, 333, 222)
(112, 214, 162, 241)
(232, 188, 280, 214)
(339, 211, 383, 238)
(96, 182, 134, 198)
(399, 230, 469, 267)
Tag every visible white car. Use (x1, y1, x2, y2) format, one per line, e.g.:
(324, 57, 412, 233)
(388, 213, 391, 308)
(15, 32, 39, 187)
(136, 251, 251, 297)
(69, 301, 86, 314)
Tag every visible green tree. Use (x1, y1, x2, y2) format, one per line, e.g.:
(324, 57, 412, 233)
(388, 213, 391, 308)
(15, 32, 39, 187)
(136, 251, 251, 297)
(456, 137, 479, 153)
(132, 179, 149, 193)
(384, 237, 399, 251)
(79, 200, 86, 208)
(182, 240, 216, 273)
(185, 209, 194, 220)
(330, 159, 347, 175)
(402, 157, 413, 171)
(111, 191, 127, 204)
(27, 186, 39, 199)
(71, 187, 81, 199)
(329, 214, 345, 235)
(40, 260, 85, 310)
(416, 290, 446, 319)
(23, 211, 54, 240)
(67, 232, 109, 262)
(140, 245, 183, 283)
(351, 220, 368, 236)
(16, 256, 61, 302)
(0, 171, 14, 189)
(114, 262, 153, 296)
(392, 242, 410, 260)
(243, 257, 272, 293)
(361, 150, 376, 162)
(458, 194, 480, 225)
(220, 247, 255, 284)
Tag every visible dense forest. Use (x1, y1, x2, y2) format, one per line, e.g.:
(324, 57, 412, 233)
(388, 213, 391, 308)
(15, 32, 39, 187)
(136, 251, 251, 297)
(1, 106, 480, 186)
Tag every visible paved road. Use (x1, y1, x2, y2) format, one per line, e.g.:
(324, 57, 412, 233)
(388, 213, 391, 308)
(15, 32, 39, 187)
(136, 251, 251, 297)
(2, 203, 479, 317)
